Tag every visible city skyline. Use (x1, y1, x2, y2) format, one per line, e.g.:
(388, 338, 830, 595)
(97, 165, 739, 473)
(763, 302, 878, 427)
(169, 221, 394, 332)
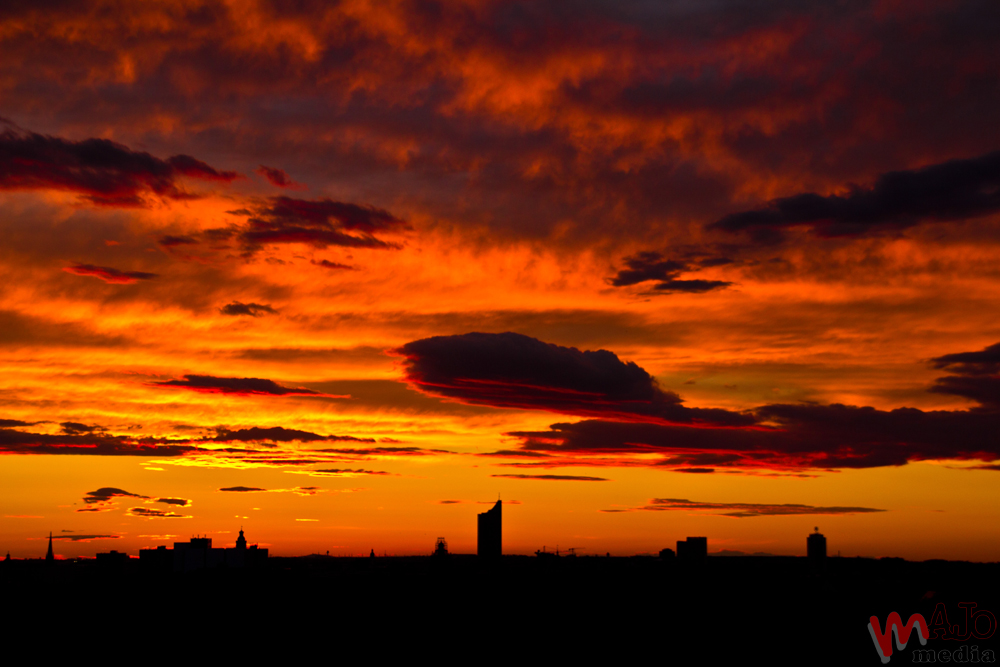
(2, 1, 1000, 563)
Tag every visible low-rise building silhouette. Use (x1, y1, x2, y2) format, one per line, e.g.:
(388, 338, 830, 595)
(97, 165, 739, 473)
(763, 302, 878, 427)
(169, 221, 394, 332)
(139, 528, 267, 572)
(96, 550, 129, 570)
(477, 499, 502, 557)
(677, 537, 707, 562)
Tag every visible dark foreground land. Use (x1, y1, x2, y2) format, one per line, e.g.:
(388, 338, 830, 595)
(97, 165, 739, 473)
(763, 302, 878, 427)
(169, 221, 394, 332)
(3, 555, 997, 664)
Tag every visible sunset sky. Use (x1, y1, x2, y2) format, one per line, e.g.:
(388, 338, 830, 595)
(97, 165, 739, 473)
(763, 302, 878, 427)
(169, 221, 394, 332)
(3, 0, 1000, 561)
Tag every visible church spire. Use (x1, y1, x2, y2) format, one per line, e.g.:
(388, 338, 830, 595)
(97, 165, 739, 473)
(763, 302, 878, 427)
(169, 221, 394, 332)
(45, 531, 54, 562)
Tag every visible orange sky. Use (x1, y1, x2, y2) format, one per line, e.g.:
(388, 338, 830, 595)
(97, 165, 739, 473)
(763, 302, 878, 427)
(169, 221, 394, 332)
(2, 0, 1000, 561)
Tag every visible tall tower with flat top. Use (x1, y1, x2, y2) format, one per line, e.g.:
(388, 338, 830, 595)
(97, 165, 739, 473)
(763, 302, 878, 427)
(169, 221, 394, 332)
(808, 527, 827, 560)
(477, 499, 502, 557)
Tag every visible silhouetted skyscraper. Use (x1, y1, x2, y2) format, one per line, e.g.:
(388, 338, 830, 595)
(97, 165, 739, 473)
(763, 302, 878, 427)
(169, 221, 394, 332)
(807, 527, 826, 560)
(477, 499, 502, 557)
(45, 531, 53, 562)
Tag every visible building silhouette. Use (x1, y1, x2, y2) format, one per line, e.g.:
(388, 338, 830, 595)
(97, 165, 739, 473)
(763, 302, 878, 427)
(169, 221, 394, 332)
(807, 527, 826, 559)
(677, 537, 707, 562)
(139, 528, 267, 572)
(96, 550, 129, 570)
(433, 537, 449, 557)
(45, 531, 54, 562)
(477, 499, 502, 557)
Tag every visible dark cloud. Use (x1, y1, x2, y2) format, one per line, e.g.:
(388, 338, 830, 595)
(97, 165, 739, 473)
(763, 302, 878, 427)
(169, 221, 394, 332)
(311, 259, 355, 270)
(127, 507, 189, 519)
(308, 468, 390, 475)
(930, 376, 1000, 409)
(211, 426, 330, 443)
(219, 301, 278, 317)
(929, 341, 1000, 409)
(0, 421, 375, 457)
(492, 474, 609, 481)
(235, 196, 409, 252)
(154, 497, 190, 507)
(478, 449, 552, 458)
(51, 534, 121, 542)
(609, 251, 732, 294)
(0, 426, 195, 456)
(219, 486, 267, 492)
(650, 279, 733, 294)
(507, 399, 1000, 471)
(0, 419, 33, 427)
(610, 252, 688, 286)
(150, 374, 336, 397)
(931, 342, 1000, 376)
(438, 500, 463, 504)
(83, 488, 148, 504)
(396, 332, 753, 426)
(608, 498, 886, 518)
(63, 264, 158, 284)
(80, 487, 148, 512)
(256, 165, 302, 189)
(0, 128, 239, 206)
(156, 197, 407, 258)
(712, 151, 1000, 239)
(157, 234, 199, 248)
(60, 422, 104, 435)
(398, 334, 1000, 471)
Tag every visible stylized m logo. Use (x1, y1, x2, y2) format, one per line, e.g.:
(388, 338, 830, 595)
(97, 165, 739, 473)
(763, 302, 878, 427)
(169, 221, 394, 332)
(868, 612, 929, 663)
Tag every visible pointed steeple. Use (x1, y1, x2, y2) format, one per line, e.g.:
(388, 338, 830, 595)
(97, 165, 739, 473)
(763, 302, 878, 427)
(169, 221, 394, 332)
(45, 531, 54, 562)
